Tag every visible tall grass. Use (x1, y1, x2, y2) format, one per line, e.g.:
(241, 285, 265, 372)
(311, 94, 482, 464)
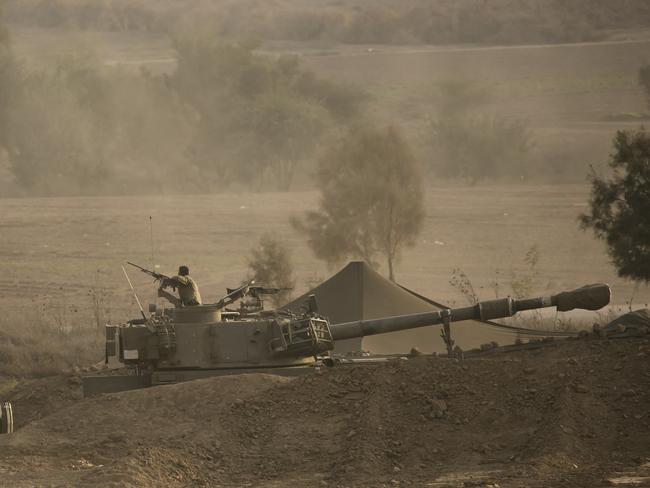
(0, 307, 103, 378)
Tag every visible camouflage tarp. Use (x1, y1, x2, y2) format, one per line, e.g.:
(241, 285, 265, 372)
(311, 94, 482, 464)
(603, 309, 650, 337)
(282, 261, 515, 354)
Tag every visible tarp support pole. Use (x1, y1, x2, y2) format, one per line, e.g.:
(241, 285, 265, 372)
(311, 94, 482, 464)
(440, 309, 454, 358)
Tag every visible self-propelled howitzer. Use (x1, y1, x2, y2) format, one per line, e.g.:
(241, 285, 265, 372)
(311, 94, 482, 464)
(85, 283, 610, 396)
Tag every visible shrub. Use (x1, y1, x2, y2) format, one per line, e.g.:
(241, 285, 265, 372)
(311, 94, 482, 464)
(580, 129, 650, 283)
(247, 234, 295, 307)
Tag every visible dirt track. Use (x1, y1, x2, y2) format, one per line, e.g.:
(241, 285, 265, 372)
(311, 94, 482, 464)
(1, 336, 649, 487)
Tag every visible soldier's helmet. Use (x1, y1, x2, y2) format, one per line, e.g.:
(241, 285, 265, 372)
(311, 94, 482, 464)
(179, 265, 189, 276)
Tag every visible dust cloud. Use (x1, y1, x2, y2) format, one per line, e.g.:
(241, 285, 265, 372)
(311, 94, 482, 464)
(1, 0, 649, 195)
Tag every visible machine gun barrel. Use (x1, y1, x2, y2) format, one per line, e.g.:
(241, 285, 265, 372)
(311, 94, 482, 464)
(127, 261, 169, 282)
(329, 283, 611, 341)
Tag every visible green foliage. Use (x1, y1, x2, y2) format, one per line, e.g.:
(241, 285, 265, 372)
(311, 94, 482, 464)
(639, 65, 650, 112)
(292, 125, 425, 281)
(580, 129, 650, 283)
(247, 234, 295, 307)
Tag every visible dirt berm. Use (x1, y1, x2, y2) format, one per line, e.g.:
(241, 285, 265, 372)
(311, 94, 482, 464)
(0, 337, 648, 488)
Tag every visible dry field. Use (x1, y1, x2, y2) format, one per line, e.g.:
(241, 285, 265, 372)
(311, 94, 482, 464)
(0, 184, 645, 322)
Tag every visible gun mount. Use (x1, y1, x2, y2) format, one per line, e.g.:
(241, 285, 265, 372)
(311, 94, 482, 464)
(84, 281, 611, 396)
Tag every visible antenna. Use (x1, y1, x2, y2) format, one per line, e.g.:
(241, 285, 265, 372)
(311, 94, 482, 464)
(149, 215, 157, 307)
(122, 265, 147, 320)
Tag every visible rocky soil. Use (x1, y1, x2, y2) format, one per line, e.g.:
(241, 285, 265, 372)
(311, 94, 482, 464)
(0, 336, 648, 487)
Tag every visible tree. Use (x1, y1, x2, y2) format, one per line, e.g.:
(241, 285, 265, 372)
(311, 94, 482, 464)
(171, 38, 364, 190)
(292, 125, 425, 281)
(247, 234, 295, 307)
(580, 129, 650, 282)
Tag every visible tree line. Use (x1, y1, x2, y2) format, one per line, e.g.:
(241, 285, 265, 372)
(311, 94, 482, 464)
(0, 21, 541, 195)
(6, 0, 650, 47)
(3, 8, 650, 198)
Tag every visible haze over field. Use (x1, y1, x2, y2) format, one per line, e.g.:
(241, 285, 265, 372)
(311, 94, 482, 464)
(1, 0, 650, 195)
(0, 1, 649, 350)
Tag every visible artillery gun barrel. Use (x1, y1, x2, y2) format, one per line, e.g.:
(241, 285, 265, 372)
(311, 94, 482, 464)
(329, 283, 611, 341)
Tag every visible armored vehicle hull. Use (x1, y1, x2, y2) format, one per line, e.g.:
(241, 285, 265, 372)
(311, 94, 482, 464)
(83, 281, 611, 396)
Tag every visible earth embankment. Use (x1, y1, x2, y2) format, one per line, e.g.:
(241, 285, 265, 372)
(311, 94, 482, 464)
(0, 336, 648, 487)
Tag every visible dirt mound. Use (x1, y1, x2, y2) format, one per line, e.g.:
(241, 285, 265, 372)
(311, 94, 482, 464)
(1, 373, 291, 487)
(230, 338, 649, 487)
(1, 374, 83, 428)
(0, 338, 648, 487)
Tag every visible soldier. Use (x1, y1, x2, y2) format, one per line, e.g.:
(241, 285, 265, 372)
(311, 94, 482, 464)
(158, 265, 202, 307)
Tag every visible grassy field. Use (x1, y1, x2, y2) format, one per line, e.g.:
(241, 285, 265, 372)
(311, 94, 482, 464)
(0, 187, 648, 376)
(0, 185, 646, 314)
